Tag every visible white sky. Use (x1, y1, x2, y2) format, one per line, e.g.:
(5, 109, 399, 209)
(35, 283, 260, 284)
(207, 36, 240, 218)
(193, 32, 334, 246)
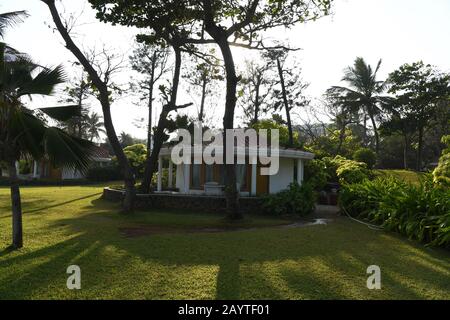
(2, 0, 450, 139)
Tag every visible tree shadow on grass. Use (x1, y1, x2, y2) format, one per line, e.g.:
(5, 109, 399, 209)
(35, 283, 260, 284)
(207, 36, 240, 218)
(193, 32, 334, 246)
(24, 193, 103, 214)
(0, 193, 102, 218)
(0, 198, 449, 299)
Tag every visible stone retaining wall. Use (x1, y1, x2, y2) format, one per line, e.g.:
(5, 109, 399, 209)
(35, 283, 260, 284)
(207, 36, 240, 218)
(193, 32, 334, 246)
(102, 187, 264, 214)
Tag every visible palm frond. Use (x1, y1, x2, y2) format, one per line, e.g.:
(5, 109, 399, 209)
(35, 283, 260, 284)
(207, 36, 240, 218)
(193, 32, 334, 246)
(43, 127, 96, 173)
(17, 64, 66, 96)
(39, 105, 81, 122)
(9, 109, 46, 160)
(0, 11, 29, 38)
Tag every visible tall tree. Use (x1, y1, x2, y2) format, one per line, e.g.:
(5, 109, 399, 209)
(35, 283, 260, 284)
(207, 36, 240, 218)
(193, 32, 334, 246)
(129, 42, 170, 155)
(324, 88, 360, 156)
(240, 58, 272, 125)
(387, 62, 450, 171)
(183, 50, 223, 123)
(331, 57, 387, 154)
(84, 112, 106, 141)
(59, 69, 91, 138)
(89, 0, 332, 219)
(266, 50, 309, 147)
(0, 42, 95, 248)
(42, 0, 137, 212)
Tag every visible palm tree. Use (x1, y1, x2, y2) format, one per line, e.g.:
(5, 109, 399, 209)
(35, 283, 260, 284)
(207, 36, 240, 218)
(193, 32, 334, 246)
(0, 42, 95, 249)
(332, 57, 387, 154)
(84, 112, 106, 141)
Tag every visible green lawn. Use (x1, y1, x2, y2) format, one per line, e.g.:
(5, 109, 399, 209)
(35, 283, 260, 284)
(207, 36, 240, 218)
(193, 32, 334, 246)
(0, 185, 449, 300)
(375, 169, 426, 185)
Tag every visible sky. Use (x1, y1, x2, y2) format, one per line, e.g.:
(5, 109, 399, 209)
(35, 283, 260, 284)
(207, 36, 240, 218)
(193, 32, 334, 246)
(2, 0, 450, 139)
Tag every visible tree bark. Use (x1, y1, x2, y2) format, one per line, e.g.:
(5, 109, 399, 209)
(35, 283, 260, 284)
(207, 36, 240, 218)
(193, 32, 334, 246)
(43, 0, 136, 212)
(403, 134, 409, 170)
(277, 58, 294, 147)
(368, 111, 380, 155)
(147, 51, 157, 157)
(417, 126, 424, 171)
(199, 78, 207, 123)
(253, 76, 261, 124)
(204, 23, 240, 219)
(8, 160, 23, 249)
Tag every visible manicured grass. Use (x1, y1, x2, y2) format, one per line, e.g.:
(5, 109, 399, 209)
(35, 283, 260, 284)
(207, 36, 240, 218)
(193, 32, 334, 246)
(375, 169, 427, 185)
(0, 185, 449, 299)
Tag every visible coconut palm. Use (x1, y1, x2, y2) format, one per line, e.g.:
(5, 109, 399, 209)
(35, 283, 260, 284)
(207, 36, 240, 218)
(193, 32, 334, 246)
(0, 42, 95, 249)
(84, 112, 106, 141)
(331, 57, 387, 154)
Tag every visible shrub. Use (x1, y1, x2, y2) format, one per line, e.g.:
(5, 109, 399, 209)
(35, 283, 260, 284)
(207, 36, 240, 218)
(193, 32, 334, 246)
(336, 160, 370, 184)
(433, 135, 450, 187)
(112, 143, 147, 178)
(353, 148, 377, 169)
(339, 176, 450, 248)
(87, 166, 122, 182)
(304, 159, 329, 190)
(321, 156, 340, 183)
(262, 182, 316, 216)
(18, 159, 32, 175)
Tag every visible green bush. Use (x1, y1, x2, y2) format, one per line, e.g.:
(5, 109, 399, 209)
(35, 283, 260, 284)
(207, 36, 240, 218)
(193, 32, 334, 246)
(304, 159, 329, 190)
(306, 156, 371, 186)
(112, 144, 147, 178)
(336, 160, 371, 184)
(433, 135, 450, 187)
(353, 148, 377, 169)
(339, 176, 450, 248)
(87, 166, 122, 182)
(18, 159, 32, 175)
(262, 182, 316, 216)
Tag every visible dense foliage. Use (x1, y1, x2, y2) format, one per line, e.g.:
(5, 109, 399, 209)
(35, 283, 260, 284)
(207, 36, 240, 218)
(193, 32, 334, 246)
(353, 148, 377, 169)
(433, 135, 450, 187)
(304, 159, 329, 190)
(340, 176, 450, 248)
(262, 182, 316, 216)
(310, 156, 371, 185)
(112, 144, 147, 178)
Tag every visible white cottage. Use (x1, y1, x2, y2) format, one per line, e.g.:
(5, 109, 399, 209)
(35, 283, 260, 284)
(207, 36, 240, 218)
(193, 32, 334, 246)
(155, 146, 314, 197)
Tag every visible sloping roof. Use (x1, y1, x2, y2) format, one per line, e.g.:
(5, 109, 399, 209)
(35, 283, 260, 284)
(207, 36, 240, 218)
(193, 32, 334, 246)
(91, 146, 112, 159)
(159, 145, 314, 160)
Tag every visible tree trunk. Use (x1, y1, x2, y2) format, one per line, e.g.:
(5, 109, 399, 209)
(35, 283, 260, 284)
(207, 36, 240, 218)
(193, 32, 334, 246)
(204, 25, 240, 219)
(253, 77, 261, 124)
(277, 58, 293, 147)
(403, 134, 409, 170)
(146, 51, 157, 157)
(44, 0, 136, 212)
(368, 111, 380, 155)
(363, 113, 368, 147)
(417, 127, 424, 171)
(199, 78, 207, 123)
(8, 160, 23, 249)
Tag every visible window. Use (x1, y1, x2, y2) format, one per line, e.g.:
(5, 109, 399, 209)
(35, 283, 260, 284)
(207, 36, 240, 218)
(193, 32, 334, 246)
(191, 164, 202, 189)
(236, 164, 247, 191)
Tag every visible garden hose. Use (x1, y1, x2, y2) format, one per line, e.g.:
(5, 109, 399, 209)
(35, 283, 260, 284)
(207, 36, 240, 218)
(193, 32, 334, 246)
(341, 206, 384, 231)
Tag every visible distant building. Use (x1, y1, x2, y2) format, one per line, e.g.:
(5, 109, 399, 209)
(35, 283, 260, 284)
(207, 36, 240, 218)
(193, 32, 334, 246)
(1, 146, 112, 181)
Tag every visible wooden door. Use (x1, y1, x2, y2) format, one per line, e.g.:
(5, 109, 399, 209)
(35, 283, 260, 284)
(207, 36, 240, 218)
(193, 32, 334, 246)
(256, 165, 269, 195)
